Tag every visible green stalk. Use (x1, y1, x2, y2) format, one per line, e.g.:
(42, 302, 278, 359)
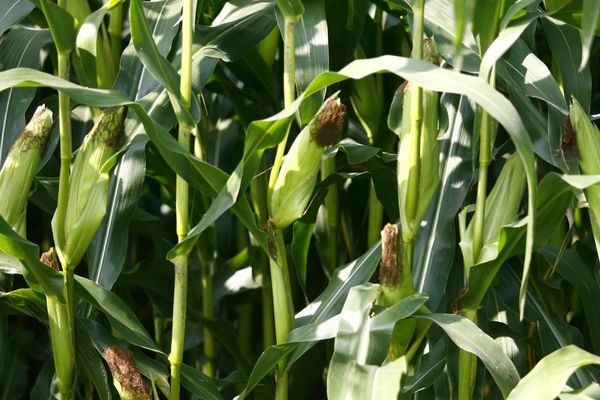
(169, 0, 194, 397)
(268, 227, 295, 400)
(46, 295, 75, 399)
(367, 7, 385, 248)
(54, 53, 72, 252)
(108, 2, 124, 73)
(460, 66, 497, 399)
(458, 308, 478, 400)
(405, 0, 425, 229)
(471, 110, 492, 264)
(250, 168, 275, 349)
(400, 0, 425, 267)
(321, 157, 339, 270)
(367, 182, 384, 246)
(195, 104, 216, 378)
(267, 16, 298, 199)
(201, 258, 216, 377)
(40, 0, 77, 394)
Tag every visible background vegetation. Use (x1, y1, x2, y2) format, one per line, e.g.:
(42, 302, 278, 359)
(0, 0, 599, 399)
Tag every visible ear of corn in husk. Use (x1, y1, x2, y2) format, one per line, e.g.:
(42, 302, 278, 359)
(390, 36, 442, 243)
(269, 96, 346, 229)
(103, 346, 151, 400)
(0, 106, 54, 235)
(394, 85, 440, 241)
(378, 223, 416, 306)
(53, 106, 126, 268)
(459, 153, 526, 275)
(569, 97, 600, 258)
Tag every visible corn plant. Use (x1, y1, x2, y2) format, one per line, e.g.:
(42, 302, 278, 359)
(1, 0, 600, 399)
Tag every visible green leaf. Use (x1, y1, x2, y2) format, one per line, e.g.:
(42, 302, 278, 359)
(0, 217, 63, 299)
(0, 27, 52, 165)
(236, 343, 298, 399)
(507, 346, 600, 400)
(413, 95, 474, 310)
(0, 67, 269, 255)
(0, 0, 34, 38)
(460, 172, 573, 312)
(181, 364, 224, 400)
(415, 313, 520, 397)
(542, 16, 592, 111)
(76, 323, 112, 400)
(279, 0, 328, 123)
(402, 339, 447, 393)
(540, 245, 600, 354)
(114, 0, 182, 98)
(290, 241, 382, 366)
(74, 275, 159, 353)
(29, 361, 55, 400)
(498, 268, 592, 387)
(327, 284, 407, 400)
(129, 0, 197, 125)
(87, 136, 147, 291)
(0, 288, 47, 322)
(36, 0, 77, 54)
(580, 0, 600, 69)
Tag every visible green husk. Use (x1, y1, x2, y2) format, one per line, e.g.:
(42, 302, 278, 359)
(0, 106, 54, 234)
(269, 96, 346, 229)
(569, 97, 600, 257)
(53, 106, 126, 268)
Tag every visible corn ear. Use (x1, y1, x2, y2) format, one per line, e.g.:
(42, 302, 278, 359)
(460, 153, 526, 272)
(269, 96, 346, 229)
(0, 106, 53, 233)
(395, 84, 441, 240)
(53, 106, 126, 268)
(378, 223, 415, 306)
(103, 346, 151, 400)
(569, 97, 600, 256)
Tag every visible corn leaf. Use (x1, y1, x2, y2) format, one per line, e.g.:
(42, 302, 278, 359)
(0, 28, 52, 166)
(507, 346, 600, 400)
(415, 313, 520, 397)
(0, 1, 34, 38)
(412, 95, 474, 310)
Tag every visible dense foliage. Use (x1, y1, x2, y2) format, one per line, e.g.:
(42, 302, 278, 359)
(0, 0, 599, 399)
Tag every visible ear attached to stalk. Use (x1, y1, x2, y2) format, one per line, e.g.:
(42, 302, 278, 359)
(269, 95, 346, 229)
(53, 106, 127, 268)
(0, 106, 54, 234)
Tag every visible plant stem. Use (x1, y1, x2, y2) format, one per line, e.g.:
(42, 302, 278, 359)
(267, 16, 297, 200)
(268, 227, 294, 400)
(169, 0, 194, 397)
(471, 109, 491, 265)
(367, 182, 384, 247)
(42, 0, 77, 394)
(249, 162, 276, 349)
(404, 0, 425, 231)
(321, 157, 339, 271)
(201, 259, 216, 377)
(266, 14, 298, 400)
(46, 293, 75, 399)
(458, 308, 478, 400)
(108, 2, 124, 73)
(54, 56, 72, 263)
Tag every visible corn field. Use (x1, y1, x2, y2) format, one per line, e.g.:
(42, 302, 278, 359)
(0, 0, 599, 399)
